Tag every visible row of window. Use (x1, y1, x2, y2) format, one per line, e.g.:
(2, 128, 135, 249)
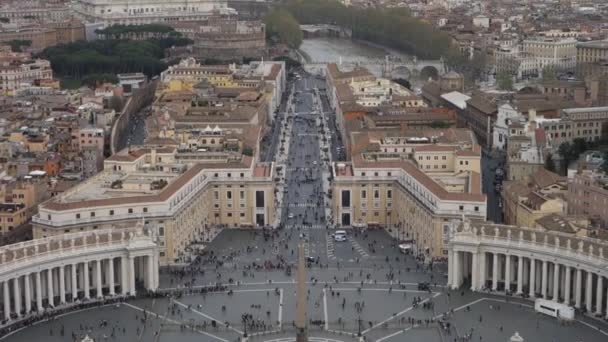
(48, 206, 149, 221)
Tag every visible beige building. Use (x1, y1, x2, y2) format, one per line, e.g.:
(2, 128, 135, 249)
(522, 37, 577, 72)
(0, 203, 28, 235)
(577, 40, 608, 64)
(567, 169, 608, 227)
(0, 59, 53, 95)
(33, 147, 276, 265)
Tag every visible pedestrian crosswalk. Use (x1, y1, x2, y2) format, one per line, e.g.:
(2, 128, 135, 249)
(325, 234, 336, 260)
(348, 236, 370, 258)
(286, 224, 326, 230)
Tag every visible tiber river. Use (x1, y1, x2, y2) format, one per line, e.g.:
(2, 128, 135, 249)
(299, 37, 415, 79)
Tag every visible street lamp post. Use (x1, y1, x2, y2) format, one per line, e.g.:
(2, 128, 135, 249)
(357, 316, 362, 337)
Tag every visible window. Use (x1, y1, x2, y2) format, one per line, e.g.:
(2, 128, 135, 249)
(128, 208, 133, 214)
(374, 190, 379, 199)
(374, 211, 379, 216)
(214, 191, 219, 200)
(240, 173, 245, 178)
(459, 205, 464, 211)
(240, 191, 245, 200)
(227, 191, 232, 200)
(159, 227, 164, 236)
(341, 190, 351, 208)
(387, 190, 392, 199)
(387, 172, 391, 176)
(256, 191, 265, 208)
(227, 213, 232, 217)
(143, 207, 148, 213)
(214, 173, 219, 177)
(374, 172, 379, 176)
(76, 213, 80, 219)
(474, 206, 479, 212)
(240, 213, 245, 217)
(90, 212, 95, 217)
(47, 214, 51, 220)
(227, 173, 231, 178)
(361, 190, 367, 199)
(361, 172, 366, 176)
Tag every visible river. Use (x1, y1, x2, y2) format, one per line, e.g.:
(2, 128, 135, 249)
(299, 37, 415, 78)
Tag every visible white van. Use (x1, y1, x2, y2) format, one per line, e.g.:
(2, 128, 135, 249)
(333, 230, 347, 242)
(534, 298, 574, 320)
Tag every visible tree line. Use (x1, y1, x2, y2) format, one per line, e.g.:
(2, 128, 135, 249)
(36, 37, 192, 79)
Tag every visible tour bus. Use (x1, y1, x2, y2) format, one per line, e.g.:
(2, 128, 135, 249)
(534, 298, 575, 320)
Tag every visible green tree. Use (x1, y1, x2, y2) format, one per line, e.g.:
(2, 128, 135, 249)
(264, 9, 303, 49)
(496, 71, 513, 91)
(542, 65, 557, 82)
(7, 39, 31, 52)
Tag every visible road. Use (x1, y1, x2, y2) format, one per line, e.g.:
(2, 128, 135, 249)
(481, 151, 505, 223)
(115, 106, 149, 151)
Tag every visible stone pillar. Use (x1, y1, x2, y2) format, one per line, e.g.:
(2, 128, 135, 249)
(452, 251, 461, 289)
(13, 277, 21, 317)
(71, 264, 78, 301)
(129, 256, 136, 295)
(553, 263, 560, 302)
(147, 255, 155, 291)
(605, 286, 608, 319)
(596, 276, 604, 315)
(121, 256, 128, 295)
(108, 258, 115, 295)
(35, 272, 42, 312)
(24, 274, 31, 314)
(83, 262, 90, 299)
(585, 271, 593, 312)
(479, 252, 487, 290)
(3, 281, 10, 320)
(47, 268, 54, 307)
(541, 260, 548, 298)
(575, 268, 582, 308)
(96, 260, 103, 298)
(492, 253, 499, 291)
(529, 258, 536, 298)
(447, 248, 454, 287)
(516, 255, 523, 294)
(564, 266, 571, 305)
(59, 266, 66, 304)
(505, 255, 511, 292)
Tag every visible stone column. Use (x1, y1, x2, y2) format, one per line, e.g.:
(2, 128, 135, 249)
(575, 268, 582, 308)
(529, 258, 536, 298)
(147, 255, 155, 291)
(24, 274, 31, 314)
(564, 266, 571, 305)
(541, 260, 548, 298)
(59, 266, 66, 304)
(46, 268, 54, 307)
(605, 286, 608, 319)
(585, 271, 593, 312)
(121, 256, 128, 295)
(492, 253, 499, 291)
(596, 276, 604, 315)
(13, 276, 21, 317)
(83, 262, 90, 299)
(452, 251, 460, 289)
(96, 260, 103, 298)
(516, 255, 524, 294)
(71, 264, 78, 301)
(479, 252, 487, 290)
(447, 249, 454, 287)
(553, 263, 560, 302)
(35, 272, 42, 312)
(3, 281, 10, 320)
(108, 258, 115, 295)
(129, 256, 136, 295)
(505, 255, 511, 292)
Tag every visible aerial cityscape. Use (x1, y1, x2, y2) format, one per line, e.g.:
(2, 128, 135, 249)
(0, 0, 607, 341)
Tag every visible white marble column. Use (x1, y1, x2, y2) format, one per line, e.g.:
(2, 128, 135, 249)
(447, 249, 454, 287)
(13, 277, 21, 317)
(96, 260, 103, 298)
(492, 253, 499, 290)
(605, 286, 608, 319)
(24, 274, 31, 314)
(452, 251, 461, 289)
(541, 260, 548, 298)
(529, 258, 536, 298)
(596, 275, 604, 315)
(575, 268, 582, 308)
(505, 255, 511, 292)
(108, 258, 115, 295)
(47, 268, 54, 307)
(479, 252, 486, 290)
(553, 263, 560, 302)
(585, 271, 593, 312)
(59, 266, 66, 304)
(516, 255, 523, 294)
(83, 262, 90, 299)
(564, 266, 572, 305)
(35, 272, 42, 312)
(129, 256, 136, 295)
(121, 256, 128, 295)
(3, 281, 10, 320)
(71, 263, 78, 301)
(147, 255, 155, 291)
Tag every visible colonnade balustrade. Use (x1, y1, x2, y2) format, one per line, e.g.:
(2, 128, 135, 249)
(0, 228, 158, 323)
(448, 220, 608, 318)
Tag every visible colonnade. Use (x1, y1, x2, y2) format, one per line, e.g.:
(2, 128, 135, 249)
(0, 254, 157, 321)
(449, 249, 608, 318)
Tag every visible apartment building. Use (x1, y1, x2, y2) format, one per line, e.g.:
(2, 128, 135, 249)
(33, 146, 276, 265)
(0, 59, 53, 94)
(568, 169, 608, 227)
(522, 37, 577, 72)
(0, 203, 28, 235)
(577, 40, 608, 64)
